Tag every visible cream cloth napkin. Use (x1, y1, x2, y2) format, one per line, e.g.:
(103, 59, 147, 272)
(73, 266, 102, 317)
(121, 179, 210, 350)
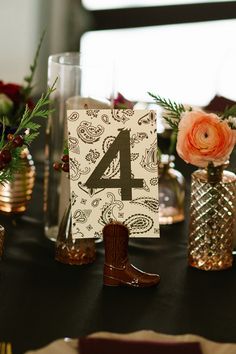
(25, 330, 236, 354)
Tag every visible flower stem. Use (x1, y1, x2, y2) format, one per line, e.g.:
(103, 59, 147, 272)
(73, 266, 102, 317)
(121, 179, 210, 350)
(207, 162, 224, 183)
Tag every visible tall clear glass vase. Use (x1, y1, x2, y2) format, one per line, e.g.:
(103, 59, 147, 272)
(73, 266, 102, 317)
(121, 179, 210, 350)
(45, 53, 80, 242)
(188, 166, 236, 270)
(45, 52, 113, 265)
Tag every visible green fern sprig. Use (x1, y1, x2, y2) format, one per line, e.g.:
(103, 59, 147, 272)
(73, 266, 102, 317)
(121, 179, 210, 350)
(15, 83, 55, 137)
(221, 104, 236, 120)
(23, 30, 46, 99)
(148, 92, 186, 130)
(11, 31, 45, 127)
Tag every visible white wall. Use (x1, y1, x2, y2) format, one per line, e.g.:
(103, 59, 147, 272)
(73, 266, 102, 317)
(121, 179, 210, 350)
(0, 0, 39, 84)
(0, 0, 85, 93)
(81, 19, 236, 106)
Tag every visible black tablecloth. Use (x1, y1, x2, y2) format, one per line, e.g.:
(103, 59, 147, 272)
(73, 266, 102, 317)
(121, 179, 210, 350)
(1, 160, 236, 354)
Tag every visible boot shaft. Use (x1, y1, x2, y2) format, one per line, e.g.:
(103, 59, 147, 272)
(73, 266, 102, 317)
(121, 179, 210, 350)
(103, 222, 129, 267)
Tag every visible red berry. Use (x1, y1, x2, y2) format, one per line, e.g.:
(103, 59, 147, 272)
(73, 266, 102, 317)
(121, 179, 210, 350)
(12, 135, 24, 148)
(0, 149, 12, 163)
(61, 154, 69, 163)
(0, 162, 6, 171)
(53, 162, 62, 171)
(62, 162, 69, 172)
(7, 133, 14, 141)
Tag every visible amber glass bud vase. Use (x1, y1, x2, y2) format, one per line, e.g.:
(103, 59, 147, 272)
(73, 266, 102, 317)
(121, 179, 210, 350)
(158, 155, 185, 225)
(55, 203, 96, 265)
(188, 163, 236, 270)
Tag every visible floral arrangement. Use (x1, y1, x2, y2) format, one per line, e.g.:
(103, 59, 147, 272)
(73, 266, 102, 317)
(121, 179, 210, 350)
(149, 92, 236, 174)
(0, 33, 55, 184)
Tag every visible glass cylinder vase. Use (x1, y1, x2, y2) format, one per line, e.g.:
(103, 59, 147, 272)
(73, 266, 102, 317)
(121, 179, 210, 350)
(45, 52, 113, 264)
(188, 166, 236, 271)
(45, 52, 80, 241)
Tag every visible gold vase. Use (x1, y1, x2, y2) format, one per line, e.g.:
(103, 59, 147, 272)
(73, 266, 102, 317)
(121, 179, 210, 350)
(188, 167, 236, 271)
(0, 148, 35, 214)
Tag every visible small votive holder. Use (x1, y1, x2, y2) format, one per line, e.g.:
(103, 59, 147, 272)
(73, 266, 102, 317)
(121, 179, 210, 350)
(0, 225, 5, 259)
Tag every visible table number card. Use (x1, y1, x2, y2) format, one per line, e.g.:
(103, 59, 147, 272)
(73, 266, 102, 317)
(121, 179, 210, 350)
(67, 109, 159, 239)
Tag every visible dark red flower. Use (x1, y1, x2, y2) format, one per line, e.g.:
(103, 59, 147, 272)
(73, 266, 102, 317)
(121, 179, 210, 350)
(0, 81, 34, 128)
(113, 92, 135, 109)
(0, 81, 22, 105)
(26, 97, 34, 110)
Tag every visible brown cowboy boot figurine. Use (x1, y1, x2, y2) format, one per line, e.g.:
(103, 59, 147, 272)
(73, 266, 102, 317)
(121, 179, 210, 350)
(103, 221, 160, 287)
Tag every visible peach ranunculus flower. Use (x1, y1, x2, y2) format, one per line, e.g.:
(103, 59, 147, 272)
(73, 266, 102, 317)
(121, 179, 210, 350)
(176, 110, 236, 168)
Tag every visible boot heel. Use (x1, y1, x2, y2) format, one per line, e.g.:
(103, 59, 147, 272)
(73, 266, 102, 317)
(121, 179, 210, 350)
(103, 276, 120, 286)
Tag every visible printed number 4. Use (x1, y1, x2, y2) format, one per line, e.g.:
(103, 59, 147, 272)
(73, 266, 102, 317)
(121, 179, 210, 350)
(85, 130, 143, 200)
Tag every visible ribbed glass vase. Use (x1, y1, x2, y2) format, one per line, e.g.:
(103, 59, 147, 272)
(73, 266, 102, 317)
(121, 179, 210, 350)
(0, 148, 35, 214)
(188, 166, 236, 271)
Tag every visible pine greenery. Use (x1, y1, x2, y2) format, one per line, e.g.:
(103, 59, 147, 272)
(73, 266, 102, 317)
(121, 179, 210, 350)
(0, 81, 56, 185)
(148, 92, 186, 130)
(23, 30, 45, 99)
(221, 105, 236, 120)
